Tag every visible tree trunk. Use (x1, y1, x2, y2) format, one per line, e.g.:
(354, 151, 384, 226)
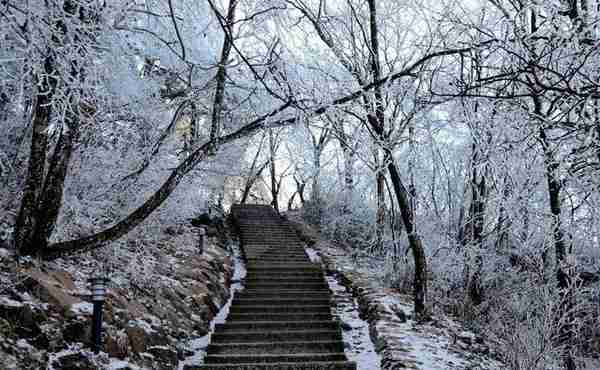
(209, 0, 237, 145)
(375, 162, 386, 251)
(240, 161, 268, 204)
(311, 147, 322, 226)
(13, 56, 56, 256)
(535, 95, 575, 370)
(240, 133, 267, 204)
(342, 145, 354, 215)
(268, 129, 279, 212)
(385, 153, 428, 317)
(31, 116, 79, 250)
(464, 139, 487, 306)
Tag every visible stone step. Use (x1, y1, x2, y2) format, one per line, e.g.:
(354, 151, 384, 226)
(229, 305, 331, 314)
(211, 329, 341, 344)
(244, 251, 307, 257)
(243, 244, 304, 248)
(237, 223, 288, 227)
(244, 271, 323, 278)
(196, 361, 357, 369)
(204, 353, 348, 364)
(244, 251, 307, 255)
(237, 290, 330, 299)
(243, 240, 301, 243)
(245, 261, 317, 266)
(245, 267, 323, 274)
(231, 298, 331, 307)
(244, 245, 304, 249)
(206, 340, 345, 355)
(245, 258, 309, 264)
(241, 233, 298, 236)
(246, 257, 309, 263)
(243, 282, 329, 290)
(242, 278, 325, 285)
(244, 277, 325, 284)
(226, 312, 333, 322)
(214, 321, 340, 333)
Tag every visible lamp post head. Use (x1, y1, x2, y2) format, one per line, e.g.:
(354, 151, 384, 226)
(88, 276, 110, 302)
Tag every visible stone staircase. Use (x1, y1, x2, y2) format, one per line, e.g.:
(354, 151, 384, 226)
(198, 204, 356, 369)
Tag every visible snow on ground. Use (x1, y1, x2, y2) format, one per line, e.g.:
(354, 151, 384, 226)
(373, 293, 500, 369)
(311, 240, 504, 370)
(69, 302, 94, 316)
(177, 242, 246, 369)
(305, 247, 322, 263)
(107, 360, 142, 370)
(326, 274, 381, 370)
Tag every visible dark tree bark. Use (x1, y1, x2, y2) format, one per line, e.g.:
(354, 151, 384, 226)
(268, 129, 280, 213)
(209, 0, 238, 145)
(241, 161, 269, 204)
(240, 133, 268, 204)
(31, 115, 79, 249)
(384, 151, 428, 316)
(375, 165, 386, 251)
(13, 58, 55, 256)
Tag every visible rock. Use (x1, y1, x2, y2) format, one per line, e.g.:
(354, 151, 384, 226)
(106, 289, 148, 324)
(205, 226, 218, 237)
(190, 213, 211, 227)
(126, 326, 147, 354)
(0, 298, 48, 347)
(340, 321, 353, 331)
(0, 317, 12, 337)
(165, 226, 178, 236)
(63, 320, 91, 344)
(148, 345, 178, 368)
(51, 352, 97, 370)
(48, 270, 77, 291)
(390, 304, 407, 323)
(105, 333, 128, 359)
(20, 270, 81, 314)
(126, 322, 168, 354)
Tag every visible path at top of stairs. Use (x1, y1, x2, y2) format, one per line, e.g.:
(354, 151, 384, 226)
(194, 204, 356, 370)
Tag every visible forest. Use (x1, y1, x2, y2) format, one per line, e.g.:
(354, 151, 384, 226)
(2, 0, 600, 369)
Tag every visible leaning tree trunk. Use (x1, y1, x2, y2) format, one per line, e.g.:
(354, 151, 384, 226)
(385, 151, 428, 317)
(365, 0, 427, 317)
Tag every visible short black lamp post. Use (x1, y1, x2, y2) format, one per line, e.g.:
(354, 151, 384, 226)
(89, 275, 110, 354)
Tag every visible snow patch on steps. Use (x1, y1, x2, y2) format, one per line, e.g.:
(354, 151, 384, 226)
(178, 242, 246, 369)
(326, 273, 381, 370)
